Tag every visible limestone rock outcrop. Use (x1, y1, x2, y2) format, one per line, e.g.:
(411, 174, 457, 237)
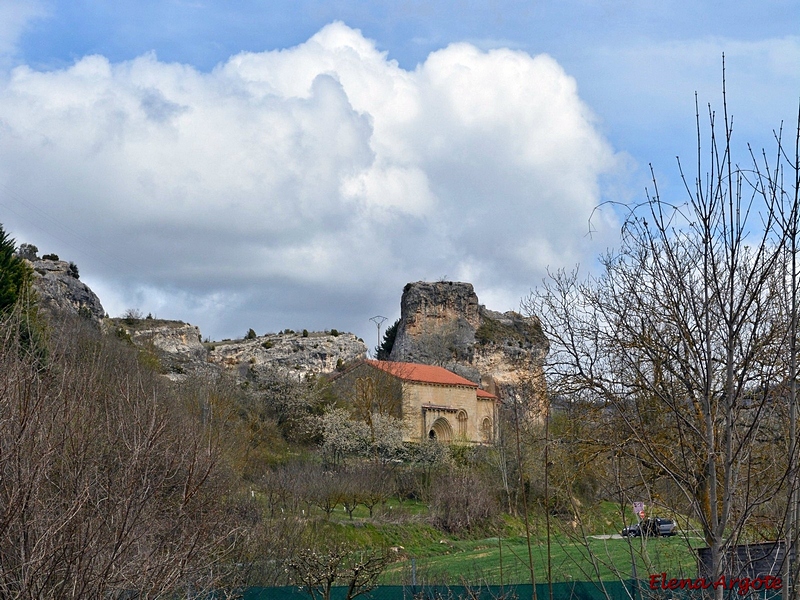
(29, 259, 105, 322)
(107, 318, 217, 381)
(389, 281, 548, 407)
(209, 331, 368, 381)
(20, 254, 367, 384)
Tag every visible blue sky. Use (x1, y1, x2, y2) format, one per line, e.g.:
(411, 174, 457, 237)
(0, 0, 798, 345)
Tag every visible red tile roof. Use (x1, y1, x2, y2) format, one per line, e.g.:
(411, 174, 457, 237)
(364, 360, 496, 398)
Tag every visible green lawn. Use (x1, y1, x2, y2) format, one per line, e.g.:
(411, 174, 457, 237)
(257, 495, 704, 586)
(380, 532, 704, 585)
(371, 502, 705, 585)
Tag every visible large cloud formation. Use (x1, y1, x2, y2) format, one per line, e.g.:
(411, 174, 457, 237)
(0, 22, 618, 340)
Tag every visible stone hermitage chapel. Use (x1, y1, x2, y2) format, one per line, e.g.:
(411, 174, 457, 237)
(331, 359, 498, 444)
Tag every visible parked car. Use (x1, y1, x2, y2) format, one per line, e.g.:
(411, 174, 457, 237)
(621, 517, 677, 538)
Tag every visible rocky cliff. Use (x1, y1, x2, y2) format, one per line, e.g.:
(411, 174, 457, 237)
(108, 317, 367, 383)
(389, 281, 548, 408)
(108, 318, 216, 381)
(210, 331, 367, 381)
(29, 258, 105, 323)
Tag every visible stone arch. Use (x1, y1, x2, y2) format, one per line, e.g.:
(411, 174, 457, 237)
(429, 417, 453, 442)
(456, 409, 468, 437)
(481, 417, 493, 443)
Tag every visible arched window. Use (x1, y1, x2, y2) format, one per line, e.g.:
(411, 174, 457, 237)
(456, 410, 468, 437)
(481, 417, 493, 443)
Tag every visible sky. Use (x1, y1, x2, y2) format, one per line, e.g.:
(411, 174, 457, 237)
(0, 1, 798, 347)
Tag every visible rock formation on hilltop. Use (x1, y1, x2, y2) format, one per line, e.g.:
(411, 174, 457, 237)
(389, 281, 548, 409)
(109, 319, 368, 383)
(16, 249, 368, 384)
(108, 317, 217, 381)
(210, 330, 367, 381)
(28, 258, 105, 323)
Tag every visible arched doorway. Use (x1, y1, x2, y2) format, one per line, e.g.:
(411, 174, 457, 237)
(428, 417, 453, 442)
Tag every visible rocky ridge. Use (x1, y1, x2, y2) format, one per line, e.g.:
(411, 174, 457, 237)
(28, 258, 105, 323)
(108, 318, 216, 381)
(107, 317, 367, 383)
(389, 281, 549, 407)
(23, 256, 534, 395)
(210, 330, 367, 381)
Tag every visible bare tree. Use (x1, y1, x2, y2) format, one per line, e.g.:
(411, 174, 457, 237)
(430, 469, 499, 534)
(525, 74, 800, 597)
(0, 309, 238, 599)
(286, 543, 390, 600)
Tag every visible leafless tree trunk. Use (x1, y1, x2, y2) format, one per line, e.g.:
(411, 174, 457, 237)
(772, 105, 800, 600)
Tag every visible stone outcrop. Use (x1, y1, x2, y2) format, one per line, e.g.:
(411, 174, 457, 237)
(28, 258, 105, 323)
(209, 331, 367, 381)
(19, 252, 368, 385)
(389, 281, 549, 408)
(106, 321, 367, 383)
(107, 318, 216, 381)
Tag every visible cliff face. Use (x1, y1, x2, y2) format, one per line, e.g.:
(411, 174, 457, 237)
(389, 281, 549, 407)
(22, 254, 367, 383)
(108, 318, 216, 381)
(29, 259, 105, 322)
(108, 319, 368, 383)
(209, 331, 367, 381)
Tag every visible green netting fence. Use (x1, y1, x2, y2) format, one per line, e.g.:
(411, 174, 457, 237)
(240, 581, 783, 600)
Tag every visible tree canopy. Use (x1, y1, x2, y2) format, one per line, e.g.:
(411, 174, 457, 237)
(0, 224, 32, 312)
(375, 318, 399, 360)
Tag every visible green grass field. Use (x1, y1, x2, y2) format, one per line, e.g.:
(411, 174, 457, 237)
(311, 500, 706, 586)
(380, 532, 704, 585)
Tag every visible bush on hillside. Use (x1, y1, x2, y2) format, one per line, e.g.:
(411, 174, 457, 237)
(0, 311, 239, 596)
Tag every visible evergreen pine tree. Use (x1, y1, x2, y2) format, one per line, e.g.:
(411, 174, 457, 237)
(375, 318, 399, 360)
(0, 224, 32, 313)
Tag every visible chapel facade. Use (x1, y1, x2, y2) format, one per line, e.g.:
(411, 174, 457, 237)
(331, 359, 498, 444)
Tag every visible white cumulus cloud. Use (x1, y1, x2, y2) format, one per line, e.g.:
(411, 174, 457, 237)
(0, 22, 619, 340)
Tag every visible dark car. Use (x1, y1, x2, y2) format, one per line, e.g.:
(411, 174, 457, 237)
(621, 517, 677, 538)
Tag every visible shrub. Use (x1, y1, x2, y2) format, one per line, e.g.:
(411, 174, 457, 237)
(17, 243, 38, 261)
(42, 253, 59, 261)
(430, 470, 498, 533)
(67, 261, 79, 279)
(0, 312, 238, 595)
(302, 329, 309, 337)
(330, 329, 340, 337)
(246, 328, 257, 340)
(122, 308, 143, 325)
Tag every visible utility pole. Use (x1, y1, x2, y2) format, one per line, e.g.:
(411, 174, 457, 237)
(369, 315, 388, 358)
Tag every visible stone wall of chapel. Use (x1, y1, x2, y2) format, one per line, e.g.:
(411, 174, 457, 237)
(402, 382, 496, 443)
